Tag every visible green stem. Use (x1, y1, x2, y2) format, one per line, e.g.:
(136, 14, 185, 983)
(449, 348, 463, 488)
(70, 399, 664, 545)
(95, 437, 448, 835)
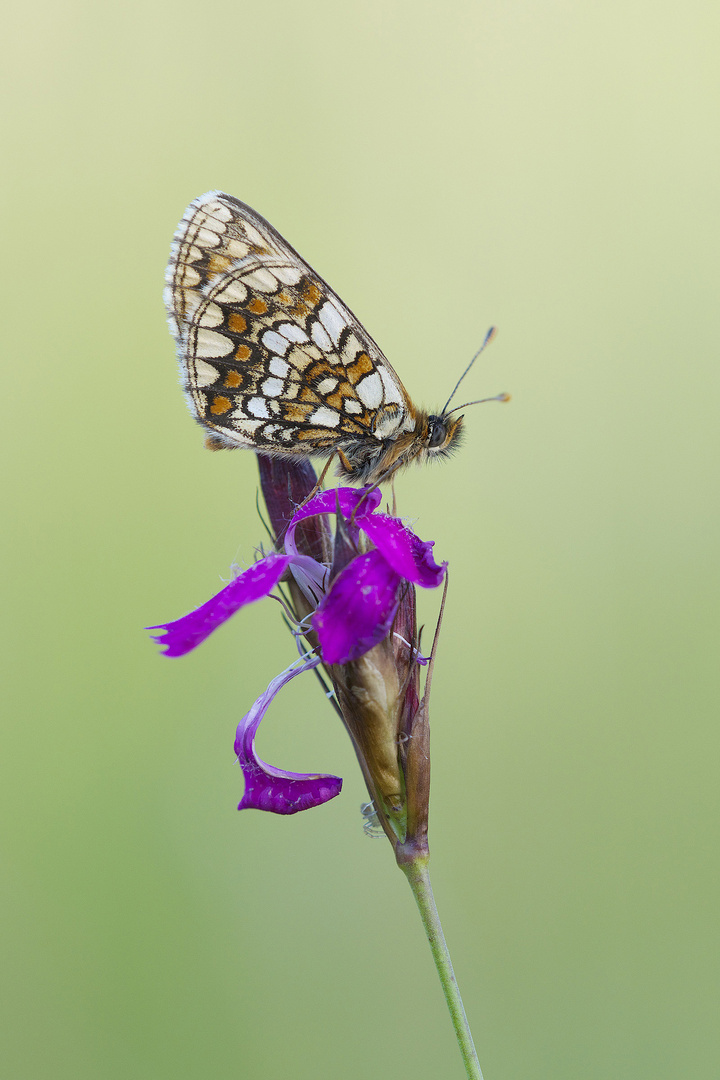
(400, 856, 484, 1080)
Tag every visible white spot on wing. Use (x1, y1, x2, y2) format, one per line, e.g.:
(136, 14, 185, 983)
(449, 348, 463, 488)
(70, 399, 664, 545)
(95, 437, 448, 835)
(214, 280, 248, 304)
(316, 377, 338, 394)
(197, 302, 224, 327)
(177, 266, 201, 287)
(318, 301, 347, 346)
(355, 371, 383, 409)
(278, 323, 309, 343)
(311, 320, 332, 351)
(195, 227, 222, 248)
(261, 377, 285, 398)
(248, 397, 270, 418)
(274, 265, 303, 286)
(244, 268, 278, 292)
(378, 366, 403, 404)
(269, 357, 289, 377)
(243, 223, 266, 248)
(310, 407, 340, 428)
(194, 329, 234, 358)
(262, 330, 291, 356)
(226, 238, 249, 259)
(192, 359, 221, 387)
(344, 399, 363, 414)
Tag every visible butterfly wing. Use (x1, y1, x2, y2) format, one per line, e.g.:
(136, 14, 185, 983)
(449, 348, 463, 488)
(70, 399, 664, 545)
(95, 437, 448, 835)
(165, 191, 417, 457)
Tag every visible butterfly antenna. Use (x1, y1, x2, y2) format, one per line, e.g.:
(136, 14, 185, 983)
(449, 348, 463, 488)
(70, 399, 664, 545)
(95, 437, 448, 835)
(441, 326, 498, 417)
(444, 392, 511, 417)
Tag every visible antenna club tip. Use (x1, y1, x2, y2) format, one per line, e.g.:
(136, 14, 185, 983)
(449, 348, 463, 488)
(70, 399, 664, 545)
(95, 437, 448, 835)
(499, 392, 511, 403)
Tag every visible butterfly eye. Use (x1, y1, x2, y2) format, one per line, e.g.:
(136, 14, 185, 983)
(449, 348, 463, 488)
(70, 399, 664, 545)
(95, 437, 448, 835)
(427, 418, 448, 449)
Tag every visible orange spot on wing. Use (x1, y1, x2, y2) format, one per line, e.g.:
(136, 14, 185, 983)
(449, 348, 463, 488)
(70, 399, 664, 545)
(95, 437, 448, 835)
(248, 297, 268, 314)
(210, 396, 232, 415)
(306, 360, 335, 382)
(346, 353, 373, 384)
(235, 344, 252, 361)
(228, 312, 247, 333)
(284, 403, 314, 422)
(302, 280, 322, 307)
(224, 370, 243, 388)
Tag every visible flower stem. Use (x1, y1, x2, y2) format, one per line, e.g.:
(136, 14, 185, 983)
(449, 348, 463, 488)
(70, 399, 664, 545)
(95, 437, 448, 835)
(400, 856, 484, 1080)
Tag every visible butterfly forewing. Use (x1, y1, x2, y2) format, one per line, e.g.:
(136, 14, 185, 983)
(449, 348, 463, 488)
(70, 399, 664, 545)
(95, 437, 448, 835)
(165, 192, 417, 458)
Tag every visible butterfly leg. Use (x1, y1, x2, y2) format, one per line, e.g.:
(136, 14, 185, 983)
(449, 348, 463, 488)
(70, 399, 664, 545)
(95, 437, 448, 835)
(311, 452, 338, 495)
(292, 450, 341, 517)
(336, 448, 353, 475)
(351, 458, 405, 524)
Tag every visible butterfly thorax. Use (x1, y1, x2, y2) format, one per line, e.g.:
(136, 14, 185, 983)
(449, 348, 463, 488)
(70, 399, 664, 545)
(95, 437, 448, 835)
(337, 410, 465, 484)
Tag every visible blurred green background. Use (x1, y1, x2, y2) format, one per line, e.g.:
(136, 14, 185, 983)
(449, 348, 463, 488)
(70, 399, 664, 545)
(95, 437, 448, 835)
(2, 1, 718, 1077)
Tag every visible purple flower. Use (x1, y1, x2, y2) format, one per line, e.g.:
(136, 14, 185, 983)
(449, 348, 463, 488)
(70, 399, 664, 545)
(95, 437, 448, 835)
(149, 456, 446, 847)
(150, 485, 444, 666)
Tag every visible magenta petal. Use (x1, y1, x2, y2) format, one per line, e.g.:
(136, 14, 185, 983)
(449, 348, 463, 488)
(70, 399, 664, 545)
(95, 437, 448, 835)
(359, 514, 446, 588)
(284, 486, 381, 557)
(313, 550, 402, 665)
(236, 657, 343, 814)
(149, 552, 292, 657)
(287, 553, 328, 607)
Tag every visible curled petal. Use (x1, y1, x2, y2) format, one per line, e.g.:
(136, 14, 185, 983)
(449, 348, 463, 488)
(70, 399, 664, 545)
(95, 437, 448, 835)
(359, 514, 446, 588)
(284, 486, 381, 557)
(313, 550, 402, 665)
(149, 552, 292, 657)
(235, 657, 343, 814)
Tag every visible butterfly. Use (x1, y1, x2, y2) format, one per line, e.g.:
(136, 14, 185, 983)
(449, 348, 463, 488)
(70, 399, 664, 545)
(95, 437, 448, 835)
(165, 191, 503, 485)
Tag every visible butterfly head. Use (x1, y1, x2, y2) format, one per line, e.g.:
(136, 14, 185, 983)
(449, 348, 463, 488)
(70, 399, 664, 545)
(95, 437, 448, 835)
(423, 412, 465, 457)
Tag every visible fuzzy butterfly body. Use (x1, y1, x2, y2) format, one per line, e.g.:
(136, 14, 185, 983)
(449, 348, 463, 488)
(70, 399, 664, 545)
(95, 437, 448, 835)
(165, 192, 464, 484)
